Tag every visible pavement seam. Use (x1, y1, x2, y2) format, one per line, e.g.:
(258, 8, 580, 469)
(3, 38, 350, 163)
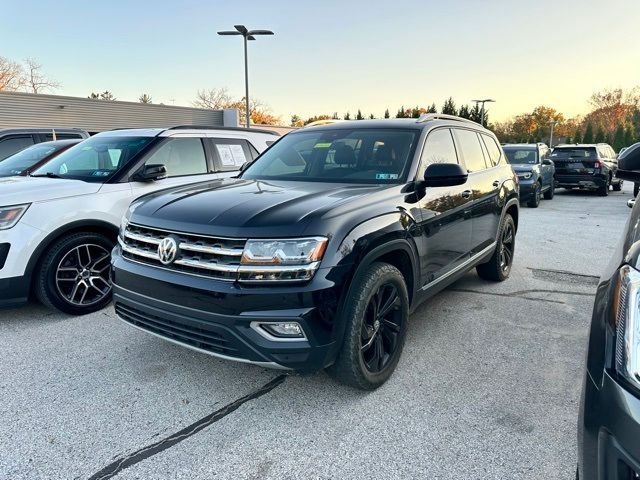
(450, 288, 595, 305)
(86, 374, 287, 480)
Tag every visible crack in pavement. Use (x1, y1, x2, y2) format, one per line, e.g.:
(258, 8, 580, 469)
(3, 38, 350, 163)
(527, 267, 600, 280)
(450, 288, 595, 305)
(87, 374, 287, 480)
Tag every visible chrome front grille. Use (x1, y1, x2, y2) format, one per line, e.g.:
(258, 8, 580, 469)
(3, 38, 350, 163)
(120, 223, 246, 280)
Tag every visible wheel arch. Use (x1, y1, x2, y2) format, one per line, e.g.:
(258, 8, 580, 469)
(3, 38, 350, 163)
(26, 220, 118, 284)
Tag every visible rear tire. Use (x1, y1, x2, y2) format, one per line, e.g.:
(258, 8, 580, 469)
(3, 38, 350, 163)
(634, 182, 639, 197)
(598, 177, 609, 196)
(328, 262, 409, 390)
(476, 213, 515, 282)
(35, 232, 114, 315)
(543, 182, 555, 200)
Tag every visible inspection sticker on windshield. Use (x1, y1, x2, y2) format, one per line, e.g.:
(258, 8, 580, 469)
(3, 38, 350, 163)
(314, 142, 332, 148)
(376, 173, 399, 180)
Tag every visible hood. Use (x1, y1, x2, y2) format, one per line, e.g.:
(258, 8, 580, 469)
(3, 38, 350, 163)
(510, 164, 536, 173)
(0, 176, 102, 206)
(130, 178, 390, 237)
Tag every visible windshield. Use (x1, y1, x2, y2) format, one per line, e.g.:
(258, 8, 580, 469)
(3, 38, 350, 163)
(0, 143, 62, 176)
(551, 147, 597, 160)
(241, 128, 420, 184)
(504, 148, 537, 165)
(32, 136, 153, 182)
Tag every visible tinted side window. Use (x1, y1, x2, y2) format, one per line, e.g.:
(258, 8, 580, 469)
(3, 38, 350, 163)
(42, 133, 84, 141)
(211, 138, 252, 172)
(0, 136, 35, 161)
(419, 129, 457, 176)
(144, 138, 208, 177)
(481, 134, 502, 166)
(455, 129, 487, 172)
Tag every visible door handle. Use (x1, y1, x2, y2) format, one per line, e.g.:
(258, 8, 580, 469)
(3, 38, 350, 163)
(461, 190, 472, 199)
(492, 180, 500, 187)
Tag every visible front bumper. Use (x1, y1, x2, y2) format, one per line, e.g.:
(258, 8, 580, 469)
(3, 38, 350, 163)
(557, 174, 607, 190)
(518, 180, 537, 202)
(579, 371, 640, 479)
(111, 245, 348, 372)
(0, 275, 30, 308)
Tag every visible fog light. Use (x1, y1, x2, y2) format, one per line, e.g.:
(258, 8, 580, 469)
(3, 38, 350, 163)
(252, 321, 306, 340)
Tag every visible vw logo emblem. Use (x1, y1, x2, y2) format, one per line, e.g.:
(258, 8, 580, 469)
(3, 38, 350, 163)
(157, 237, 178, 265)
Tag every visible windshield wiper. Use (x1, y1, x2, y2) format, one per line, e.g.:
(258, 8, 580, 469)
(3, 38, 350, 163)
(30, 172, 62, 178)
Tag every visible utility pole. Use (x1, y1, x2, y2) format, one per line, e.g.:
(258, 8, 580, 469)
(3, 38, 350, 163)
(549, 120, 558, 147)
(471, 99, 496, 127)
(218, 25, 274, 128)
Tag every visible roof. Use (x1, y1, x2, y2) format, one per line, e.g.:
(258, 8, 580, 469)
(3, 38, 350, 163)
(502, 143, 546, 149)
(297, 117, 487, 133)
(555, 143, 610, 148)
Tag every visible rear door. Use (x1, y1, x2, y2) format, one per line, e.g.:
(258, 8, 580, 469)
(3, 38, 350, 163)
(453, 128, 502, 255)
(415, 128, 473, 286)
(208, 137, 255, 178)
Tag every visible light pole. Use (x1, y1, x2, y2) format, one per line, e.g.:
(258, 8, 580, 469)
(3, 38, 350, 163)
(217, 25, 274, 128)
(471, 98, 496, 127)
(549, 120, 558, 147)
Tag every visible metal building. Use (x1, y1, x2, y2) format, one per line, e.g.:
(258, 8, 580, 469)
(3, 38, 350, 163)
(0, 91, 239, 133)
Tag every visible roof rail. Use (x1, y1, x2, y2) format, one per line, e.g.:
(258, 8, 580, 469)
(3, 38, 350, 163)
(167, 125, 279, 136)
(303, 119, 345, 128)
(415, 113, 480, 126)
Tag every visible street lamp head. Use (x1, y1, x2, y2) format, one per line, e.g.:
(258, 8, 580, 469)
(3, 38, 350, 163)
(234, 25, 248, 34)
(247, 35, 256, 41)
(247, 29, 274, 36)
(217, 30, 242, 36)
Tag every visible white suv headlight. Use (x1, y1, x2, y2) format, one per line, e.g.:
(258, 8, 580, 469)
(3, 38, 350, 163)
(238, 237, 328, 282)
(517, 172, 532, 180)
(0, 204, 30, 230)
(614, 265, 640, 390)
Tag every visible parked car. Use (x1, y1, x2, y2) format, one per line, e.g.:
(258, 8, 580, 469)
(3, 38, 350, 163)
(503, 143, 555, 207)
(0, 139, 82, 177)
(621, 143, 640, 196)
(578, 143, 640, 479)
(111, 114, 519, 389)
(551, 143, 622, 196)
(0, 128, 89, 161)
(0, 125, 277, 314)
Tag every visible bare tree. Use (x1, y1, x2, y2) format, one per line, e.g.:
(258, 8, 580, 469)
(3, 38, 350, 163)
(139, 93, 152, 104)
(193, 87, 280, 125)
(88, 91, 116, 100)
(0, 56, 25, 91)
(193, 88, 235, 109)
(23, 58, 59, 93)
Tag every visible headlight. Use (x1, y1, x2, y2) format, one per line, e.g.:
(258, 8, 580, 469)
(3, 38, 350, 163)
(614, 265, 640, 391)
(238, 237, 327, 282)
(0, 204, 30, 230)
(517, 172, 532, 180)
(119, 209, 131, 239)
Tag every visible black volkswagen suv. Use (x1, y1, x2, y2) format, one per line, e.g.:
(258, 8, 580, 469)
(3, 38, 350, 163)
(578, 143, 640, 479)
(111, 115, 519, 389)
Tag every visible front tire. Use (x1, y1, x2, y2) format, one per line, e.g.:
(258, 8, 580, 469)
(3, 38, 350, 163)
(476, 213, 515, 282)
(328, 262, 409, 390)
(527, 183, 541, 208)
(35, 232, 114, 315)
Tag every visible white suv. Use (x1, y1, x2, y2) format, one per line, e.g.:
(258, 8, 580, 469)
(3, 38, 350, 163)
(0, 126, 278, 314)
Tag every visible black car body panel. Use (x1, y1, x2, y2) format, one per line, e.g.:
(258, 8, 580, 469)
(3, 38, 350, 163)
(112, 118, 519, 374)
(553, 144, 620, 191)
(578, 147, 640, 478)
(503, 143, 555, 203)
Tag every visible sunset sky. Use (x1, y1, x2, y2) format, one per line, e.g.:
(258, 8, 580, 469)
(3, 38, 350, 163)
(3, 0, 639, 124)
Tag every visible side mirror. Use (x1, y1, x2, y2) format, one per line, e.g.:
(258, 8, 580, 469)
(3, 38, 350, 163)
(628, 198, 635, 209)
(542, 158, 553, 166)
(423, 163, 468, 187)
(133, 163, 167, 182)
(617, 144, 640, 182)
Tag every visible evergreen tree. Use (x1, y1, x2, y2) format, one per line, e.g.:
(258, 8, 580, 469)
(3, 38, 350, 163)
(624, 125, 636, 147)
(332, 112, 339, 120)
(344, 112, 351, 120)
(613, 125, 625, 151)
(594, 126, 606, 143)
(356, 109, 364, 120)
(583, 123, 594, 143)
(411, 106, 421, 118)
(384, 108, 390, 119)
(470, 104, 482, 123)
(290, 114, 303, 127)
(573, 127, 582, 144)
(427, 103, 437, 113)
(396, 106, 406, 118)
(458, 104, 471, 119)
(369, 113, 375, 119)
(441, 97, 457, 115)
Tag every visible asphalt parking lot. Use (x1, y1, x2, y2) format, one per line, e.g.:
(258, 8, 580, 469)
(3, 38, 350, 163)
(1, 184, 634, 480)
